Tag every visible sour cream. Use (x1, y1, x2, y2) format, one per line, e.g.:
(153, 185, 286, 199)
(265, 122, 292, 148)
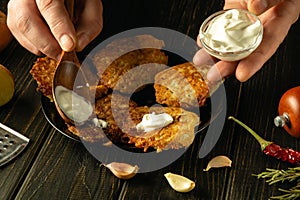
(93, 118, 108, 128)
(200, 9, 263, 61)
(55, 85, 93, 123)
(136, 112, 173, 132)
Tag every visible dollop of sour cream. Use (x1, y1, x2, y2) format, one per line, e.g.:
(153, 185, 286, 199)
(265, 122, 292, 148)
(55, 85, 93, 123)
(136, 112, 173, 132)
(202, 9, 262, 52)
(93, 118, 108, 128)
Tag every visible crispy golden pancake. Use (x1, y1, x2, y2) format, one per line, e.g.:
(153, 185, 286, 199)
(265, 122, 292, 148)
(94, 48, 168, 94)
(94, 93, 138, 143)
(92, 35, 166, 76)
(67, 122, 106, 143)
(93, 95, 200, 152)
(66, 93, 137, 143)
(30, 57, 57, 101)
(30, 56, 109, 101)
(122, 106, 200, 152)
(89, 83, 109, 100)
(154, 62, 209, 110)
(92, 35, 168, 94)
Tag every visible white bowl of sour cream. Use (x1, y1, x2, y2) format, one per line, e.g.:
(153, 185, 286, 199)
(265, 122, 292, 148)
(199, 9, 263, 61)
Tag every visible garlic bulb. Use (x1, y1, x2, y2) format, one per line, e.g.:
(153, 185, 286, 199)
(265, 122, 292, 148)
(104, 162, 139, 179)
(164, 172, 195, 192)
(204, 155, 232, 171)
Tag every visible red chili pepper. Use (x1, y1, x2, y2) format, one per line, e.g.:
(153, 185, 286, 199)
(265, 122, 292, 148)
(228, 116, 300, 165)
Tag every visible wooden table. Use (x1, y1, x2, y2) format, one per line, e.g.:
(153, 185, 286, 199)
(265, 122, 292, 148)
(1, 0, 299, 199)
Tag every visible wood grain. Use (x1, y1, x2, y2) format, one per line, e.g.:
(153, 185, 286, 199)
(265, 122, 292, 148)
(0, 0, 299, 199)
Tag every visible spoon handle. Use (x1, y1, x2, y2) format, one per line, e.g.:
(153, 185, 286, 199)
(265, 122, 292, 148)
(61, 0, 81, 65)
(60, 51, 80, 66)
(64, 0, 75, 20)
(64, 0, 84, 25)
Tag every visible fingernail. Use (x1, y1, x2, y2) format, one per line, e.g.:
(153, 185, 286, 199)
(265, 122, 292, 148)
(206, 65, 222, 82)
(55, 52, 62, 61)
(47, 51, 61, 61)
(59, 34, 75, 51)
(76, 33, 89, 52)
(249, 0, 268, 15)
(193, 49, 216, 65)
(257, 0, 268, 12)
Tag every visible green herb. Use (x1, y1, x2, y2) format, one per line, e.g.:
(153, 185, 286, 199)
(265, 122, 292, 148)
(253, 167, 300, 200)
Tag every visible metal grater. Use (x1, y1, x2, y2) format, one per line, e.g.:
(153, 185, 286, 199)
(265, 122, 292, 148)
(0, 123, 29, 167)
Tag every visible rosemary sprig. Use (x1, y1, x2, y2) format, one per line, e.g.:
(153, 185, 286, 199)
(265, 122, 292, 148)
(253, 167, 300, 200)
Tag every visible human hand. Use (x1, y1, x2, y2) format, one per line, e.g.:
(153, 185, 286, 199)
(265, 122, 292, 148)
(193, 0, 300, 82)
(7, 0, 103, 60)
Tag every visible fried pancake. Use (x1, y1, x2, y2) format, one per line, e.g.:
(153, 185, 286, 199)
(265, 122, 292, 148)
(82, 92, 199, 152)
(112, 50, 168, 94)
(31, 56, 109, 101)
(122, 106, 200, 152)
(94, 93, 138, 143)
(94, 48, 168, 94)
(79, 60, 109, 99)
(154, 62, 209, 110)
(89, 83, 110, 100)
(92, 35, 165, 75)
(67, 122, 107, 143)
(92, 35, 168, 94)
(66, 93, 137, 143)
(30, 57, 57, 101)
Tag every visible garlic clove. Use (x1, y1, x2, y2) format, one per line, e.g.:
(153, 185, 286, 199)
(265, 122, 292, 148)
(164, 172, 195, 193)
(204, 155, 232, 171)
(104, 162, 139, 179)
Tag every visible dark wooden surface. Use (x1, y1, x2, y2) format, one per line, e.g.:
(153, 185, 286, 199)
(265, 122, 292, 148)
(1, 0, 300, 199)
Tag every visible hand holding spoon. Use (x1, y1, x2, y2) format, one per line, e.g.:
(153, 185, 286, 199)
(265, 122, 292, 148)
(52, 0, 93, 125)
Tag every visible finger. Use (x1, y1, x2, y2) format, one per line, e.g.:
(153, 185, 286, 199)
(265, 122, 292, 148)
(36, 0, 77, 52)
(207, 61, 238, 82)
(246, 0, 283, 15)
(15, 35, 42, 56)
(76, 0, 103, 51)
(7, 0, 61, 59)
(235, 0, 300, 82)
(196, 35, 202, 47)
(193, 49, 217, 66)
(224, 0, 246, 9)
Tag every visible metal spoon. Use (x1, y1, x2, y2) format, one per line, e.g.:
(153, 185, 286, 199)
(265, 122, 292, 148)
(52, 0, 92, 125)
